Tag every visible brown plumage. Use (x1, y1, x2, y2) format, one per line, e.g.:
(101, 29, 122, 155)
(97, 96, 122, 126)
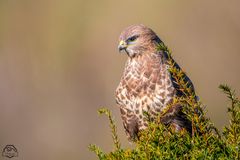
(115, 24, 195, 141)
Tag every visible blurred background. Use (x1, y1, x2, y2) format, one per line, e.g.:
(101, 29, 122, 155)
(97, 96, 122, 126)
(0, 0, 240, 159)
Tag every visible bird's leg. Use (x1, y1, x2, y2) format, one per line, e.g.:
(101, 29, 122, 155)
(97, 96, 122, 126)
(120, 107, 139, 141)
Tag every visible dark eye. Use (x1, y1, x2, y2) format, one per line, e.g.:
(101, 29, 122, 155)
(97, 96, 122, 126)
(127, 35, 139, 42)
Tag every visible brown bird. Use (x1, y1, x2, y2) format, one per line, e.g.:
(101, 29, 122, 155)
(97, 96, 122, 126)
(115, 24, 195, 141)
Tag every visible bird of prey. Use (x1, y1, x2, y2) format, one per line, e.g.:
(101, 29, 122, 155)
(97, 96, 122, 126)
(115, 24, 195, 141)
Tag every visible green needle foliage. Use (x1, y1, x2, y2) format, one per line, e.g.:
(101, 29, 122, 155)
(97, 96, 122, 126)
(89, 43, 240, 159)
(220, 84, 240, 159)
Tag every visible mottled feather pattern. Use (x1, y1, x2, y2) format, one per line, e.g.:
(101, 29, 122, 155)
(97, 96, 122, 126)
(116, 24, 194, 141)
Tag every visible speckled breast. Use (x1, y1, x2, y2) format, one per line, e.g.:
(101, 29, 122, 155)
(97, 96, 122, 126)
(115, 53, 176, 117)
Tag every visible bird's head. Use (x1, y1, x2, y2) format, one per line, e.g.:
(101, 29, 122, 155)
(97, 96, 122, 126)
(118, 24, 162, 57)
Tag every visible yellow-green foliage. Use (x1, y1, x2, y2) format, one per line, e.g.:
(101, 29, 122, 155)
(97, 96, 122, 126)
(89, 44, 240, 159)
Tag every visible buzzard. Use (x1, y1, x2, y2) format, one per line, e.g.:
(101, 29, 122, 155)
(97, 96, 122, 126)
(115, 24, 195, 141)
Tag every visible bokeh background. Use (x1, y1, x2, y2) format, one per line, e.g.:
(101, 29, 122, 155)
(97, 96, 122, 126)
(0, 0, 240, 159)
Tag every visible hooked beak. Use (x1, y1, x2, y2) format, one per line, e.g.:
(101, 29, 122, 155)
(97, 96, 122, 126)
(118, 40, 127, 52)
